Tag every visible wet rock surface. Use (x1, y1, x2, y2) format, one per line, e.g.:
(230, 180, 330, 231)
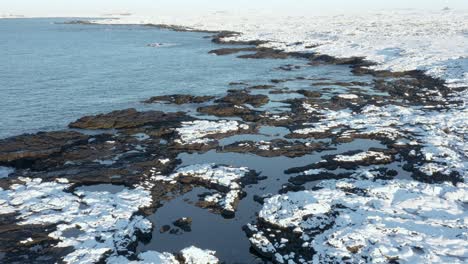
(0, 131, 89, 167)
(219, 139, 331, 158)
(215, 90, 269, 107)
(69, 108, 193, 129)
(1, 22, 466, 264)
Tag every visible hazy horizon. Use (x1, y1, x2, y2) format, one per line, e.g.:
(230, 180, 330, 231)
(1, 0, 468, 17)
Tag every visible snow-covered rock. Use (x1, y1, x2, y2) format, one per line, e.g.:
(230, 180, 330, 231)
(333, 151, 391, 163)
(107, 246, 219, 264)
(0, 178, 152, 264)
(292, 104, 467, 181)
(152, 164, 256, 215)
(248, 173, 468, 263)
(175, 120, 249, 145)
(181, 246, 219, 264)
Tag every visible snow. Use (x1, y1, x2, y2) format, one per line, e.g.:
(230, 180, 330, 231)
(0, 177, 153, 264)
(293, 104, 467, 180)
(333, 151, 391, 163)
(337, 94, 359, 99)
(152, 164, 252, 213)
(181, 246, 219, 264)
(249, 171, 468, 263)
(175, 120, 249, 145)
(94, 9, 468, 89)
(106, 246, 218, 264)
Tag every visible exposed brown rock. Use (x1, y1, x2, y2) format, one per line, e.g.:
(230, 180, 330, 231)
(69, 108, 192, 129)
(215, 91, 269, 107)
(0, 131, 88, 166)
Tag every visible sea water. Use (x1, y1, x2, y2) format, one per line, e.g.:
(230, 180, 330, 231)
(0, 18, 374, 138)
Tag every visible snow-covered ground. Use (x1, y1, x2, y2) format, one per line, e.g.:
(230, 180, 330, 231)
(0, 178, 153, 263)
(247, 170, 468, 263)
(175, 120, 250, 145)
(94, 9, 468, 89)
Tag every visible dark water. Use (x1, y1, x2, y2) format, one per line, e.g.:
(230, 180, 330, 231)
(0, 18, 406, 263)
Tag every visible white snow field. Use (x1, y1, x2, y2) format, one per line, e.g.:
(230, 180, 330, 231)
(0, 178, 152, 263)
(247, 171, 468, 263)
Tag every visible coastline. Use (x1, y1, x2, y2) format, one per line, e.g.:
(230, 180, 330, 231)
(0, 16, 467, 263)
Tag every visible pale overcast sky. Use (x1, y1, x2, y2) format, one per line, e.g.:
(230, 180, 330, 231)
(1, 0, 467, 17)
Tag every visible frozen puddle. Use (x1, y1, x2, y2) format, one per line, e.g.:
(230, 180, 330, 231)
(246, 172, 468, 263)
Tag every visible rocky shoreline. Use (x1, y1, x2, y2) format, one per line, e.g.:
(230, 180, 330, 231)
(1, 21, 467, 264)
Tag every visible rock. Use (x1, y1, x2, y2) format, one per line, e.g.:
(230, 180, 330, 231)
(247, 85, 275, 90)
(208, 47, 257, 56)
(215, 91, 269, 107)
(0, 131, 88, 166)
(142, 94, 215, 105)
(159, 225, 171, 233)
(228, 82, 247, 86)
(69, 108, 192, 129)
(173, 217, 192, 232)
(285, 149, 394, 173)
(297, 89, 321, 98)
(219, 139, 330, 158)
(237, 48, 289, 59)
(197, 104, 261, 120)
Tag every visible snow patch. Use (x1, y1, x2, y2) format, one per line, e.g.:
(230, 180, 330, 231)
(333, 151, 391, 163)
(152, 164, 253, 214)
(175, 120, 249, 145)
(249, 174, 468, 263)
(0, 178, 152, 264)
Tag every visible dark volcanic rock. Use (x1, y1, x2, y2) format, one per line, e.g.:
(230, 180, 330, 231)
(197, 104, 261, 120)
(0, 131, 88, 166)
(237, 48, 289, 59)
(297, 89, 321, 98)
(208, 47, 257, 56)
(219, 139, 331, 158)
(211, 31, 267, 46)
(0, 215, 70, 264)
(69, 108, 192, 129)
(285, 149, 394, 173)
(215, 91, 269, 107)
(172, 217, 192, 232)
(247, 85, 275, 90)
(142, 94, 215, 105)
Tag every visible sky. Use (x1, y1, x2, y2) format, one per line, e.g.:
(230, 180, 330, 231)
(1, 0, 467, 17)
